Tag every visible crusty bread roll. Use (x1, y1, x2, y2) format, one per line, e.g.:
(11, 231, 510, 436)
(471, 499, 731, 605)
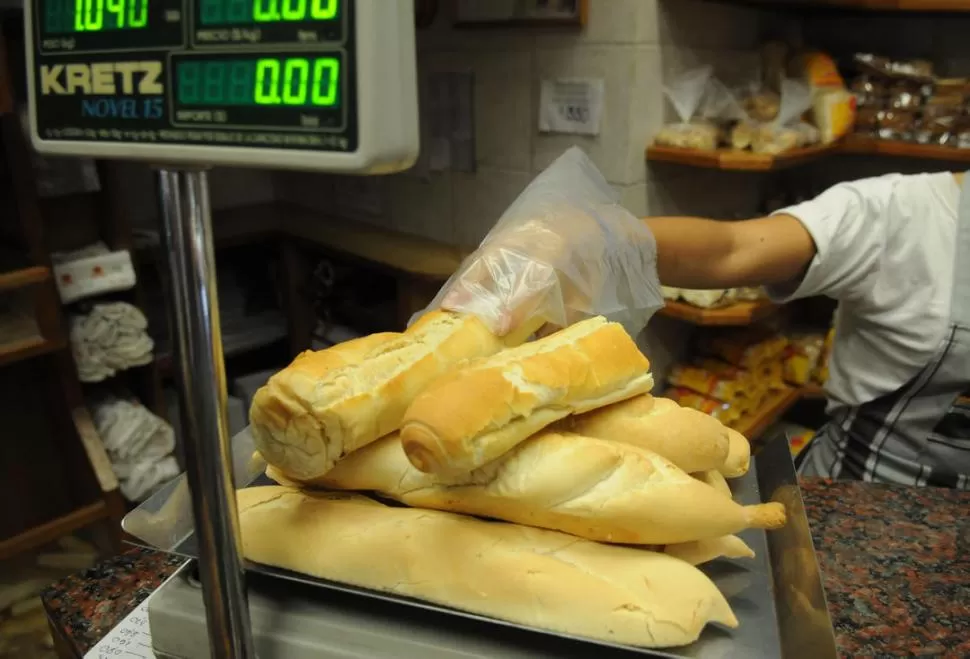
(401, 316, 654, 476)
(720, 428, 751, 478)
(565, 395, 730, 474)
(250, 311, 506, 481)
(665, 535, 755, 565)
(693, 469, 732, 497)
(237, 486, 738, 648)
(313, 431, 786, 545)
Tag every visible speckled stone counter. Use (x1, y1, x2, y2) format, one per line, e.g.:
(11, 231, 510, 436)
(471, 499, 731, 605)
(42, 479, 970, 658)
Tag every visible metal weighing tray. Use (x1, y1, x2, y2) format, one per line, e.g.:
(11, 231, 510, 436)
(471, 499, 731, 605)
(125, 430, 837, 659)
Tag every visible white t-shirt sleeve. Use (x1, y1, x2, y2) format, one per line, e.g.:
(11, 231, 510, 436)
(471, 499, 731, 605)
(767, 175, 899, 302)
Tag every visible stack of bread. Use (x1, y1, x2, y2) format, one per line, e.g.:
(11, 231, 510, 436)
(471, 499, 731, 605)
(243, 311, 787, 650)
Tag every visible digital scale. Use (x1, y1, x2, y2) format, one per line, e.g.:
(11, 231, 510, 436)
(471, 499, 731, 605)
(24, 1, 837, 656)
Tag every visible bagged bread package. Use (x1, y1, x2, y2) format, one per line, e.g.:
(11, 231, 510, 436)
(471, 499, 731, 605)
(752, 79, 816, 154)
(654, 67, 721, 151)
(420, 147, 664, 340)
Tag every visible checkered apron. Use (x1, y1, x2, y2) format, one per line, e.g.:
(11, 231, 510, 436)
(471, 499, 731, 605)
(798, 175, 970, 488)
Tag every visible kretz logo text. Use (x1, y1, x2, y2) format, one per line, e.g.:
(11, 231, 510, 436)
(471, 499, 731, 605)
(40, 61, 164, 120)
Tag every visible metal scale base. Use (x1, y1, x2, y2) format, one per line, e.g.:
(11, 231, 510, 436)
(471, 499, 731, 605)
(151, 561, 676, 659)
(140, 436, 837, 659)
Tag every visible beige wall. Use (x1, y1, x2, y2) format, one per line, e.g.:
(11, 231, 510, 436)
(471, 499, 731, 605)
(276, 0, 667, 247)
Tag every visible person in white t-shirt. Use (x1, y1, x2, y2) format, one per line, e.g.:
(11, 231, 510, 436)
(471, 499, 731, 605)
(448, 172, 970, 487)
(645, 172, 969, 487)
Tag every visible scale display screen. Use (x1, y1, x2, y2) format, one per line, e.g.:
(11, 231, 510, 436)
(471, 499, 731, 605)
(29, 0, 357, 152)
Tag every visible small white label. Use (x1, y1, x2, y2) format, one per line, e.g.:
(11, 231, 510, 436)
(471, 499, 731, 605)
(539, 78, 604, 136)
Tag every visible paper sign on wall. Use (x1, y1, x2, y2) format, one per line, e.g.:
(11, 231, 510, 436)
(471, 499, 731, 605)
(539, 78, 605, 136)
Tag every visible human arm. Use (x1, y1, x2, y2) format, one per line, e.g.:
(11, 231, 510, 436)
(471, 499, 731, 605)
(438, 170, 909, 336)
(645, 214, 816, 291)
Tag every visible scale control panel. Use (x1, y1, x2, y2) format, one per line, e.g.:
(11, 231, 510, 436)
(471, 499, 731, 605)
(26, 0, 419, 172)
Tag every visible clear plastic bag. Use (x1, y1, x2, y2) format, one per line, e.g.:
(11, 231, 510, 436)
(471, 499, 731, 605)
(419, 147, 664, 339)
(752, 79, 815, 154)
(654, 67, 721, 151)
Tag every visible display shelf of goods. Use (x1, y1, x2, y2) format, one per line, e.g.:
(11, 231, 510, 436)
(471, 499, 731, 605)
(660, 298, 778, 326)
(646, 143, 837, 171)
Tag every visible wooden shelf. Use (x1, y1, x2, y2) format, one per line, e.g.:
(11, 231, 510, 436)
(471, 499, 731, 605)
(137, 202, 468, 281)
(841, 135, 970, 162)
(659, 299, 777, 326)
(0, 334, 63, 367)
(712, 0, 970, 11)
(646, 143, 837, 171)
(734, 387, 801, 439)
(649, 137, 970, 172)
(0, 266, 49, 293)
(0, 500, 107, 562)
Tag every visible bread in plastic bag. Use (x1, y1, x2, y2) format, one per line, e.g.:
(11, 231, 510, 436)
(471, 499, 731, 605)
(752, 79, 816, 154)
(418, 147, 663, 339)
(654, 67, 721, 151)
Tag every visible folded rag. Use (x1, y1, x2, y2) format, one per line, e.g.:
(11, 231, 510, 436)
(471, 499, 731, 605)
(91, 395, 178, 502)
(70, 302, 155, 382)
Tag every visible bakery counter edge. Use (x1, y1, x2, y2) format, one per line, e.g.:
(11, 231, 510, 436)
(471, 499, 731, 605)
(40, 478, 970, 658)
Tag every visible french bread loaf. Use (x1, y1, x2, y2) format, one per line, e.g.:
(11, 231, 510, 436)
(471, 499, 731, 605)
(316, 431, 787, 544)
(565, 395, 731, 473)
(249, 311, 506, 481)
(237, 486, 738, 648)
(693, 469, 732, 497)
(720, 428, 752, 478)
(665, 535, 755, 565)
(400, 316, 654, 476)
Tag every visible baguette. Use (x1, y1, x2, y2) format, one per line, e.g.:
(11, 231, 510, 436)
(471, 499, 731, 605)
(237, 486, 738, 648)
(720, 428, 751, 478)
(665, 535, 755, 566)
(401, 316, 654, 476)
(693, 469, 732, 498)
(317, 431, 787, 545)
(250, 311, 506, 481)
(565, 395, 731, 474)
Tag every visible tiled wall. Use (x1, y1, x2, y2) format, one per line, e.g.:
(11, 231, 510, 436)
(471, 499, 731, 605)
(276, 0, 666, 247)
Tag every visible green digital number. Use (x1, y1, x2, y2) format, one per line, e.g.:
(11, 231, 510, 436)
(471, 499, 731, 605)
(255, 59, 282, 104)
(105, 0, 124, 27)
(282, 59, 309, 105)
(249, 57, 338, 107)
(310, 0, 336, 19)
(280, 0, 304, 20)
(67, 0, 147, 31)
(129, 0, 147, 27)
(251, 0, 335, 22)
(253, 0, 279, 21)
(179, 62, 202, 104)
(84, 0, 104, 30)
(312, 58, 339, 106)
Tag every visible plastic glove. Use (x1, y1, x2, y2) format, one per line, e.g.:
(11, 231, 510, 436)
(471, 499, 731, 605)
(423, 147, 663, 338)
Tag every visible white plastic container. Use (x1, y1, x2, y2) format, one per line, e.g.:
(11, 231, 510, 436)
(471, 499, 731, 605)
(53, 250, 136, 304)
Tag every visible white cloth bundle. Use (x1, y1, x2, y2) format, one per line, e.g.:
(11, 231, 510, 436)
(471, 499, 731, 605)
(70, 302, 154, 382)
(91, 396, 179, 501)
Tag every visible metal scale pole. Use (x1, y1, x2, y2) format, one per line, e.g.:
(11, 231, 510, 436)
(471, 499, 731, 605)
(157, 167, 256, 659)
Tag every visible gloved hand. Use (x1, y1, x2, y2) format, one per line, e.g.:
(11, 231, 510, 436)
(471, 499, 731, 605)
(422, 147, 664, 339)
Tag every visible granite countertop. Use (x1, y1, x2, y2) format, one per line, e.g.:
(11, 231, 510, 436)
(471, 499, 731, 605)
(42, 478, 970, 658)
